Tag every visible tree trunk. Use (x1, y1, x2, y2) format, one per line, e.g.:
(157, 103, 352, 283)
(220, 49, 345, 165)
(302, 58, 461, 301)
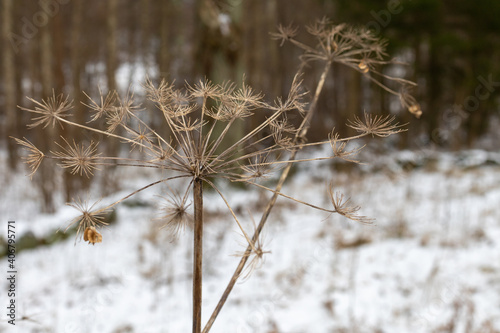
(103, 0, 120, 195)
(140, 0, 151, 68)
(159, 0, 170, 79)
(156, 0, 171, 140)
(71, 0, 84, 127)
(107, 0, 118, 92)
(39, 15, 56, 213)
(2, 0, 17, 169)
(63, 0, 88, 200)
(346, 68, 361, 136)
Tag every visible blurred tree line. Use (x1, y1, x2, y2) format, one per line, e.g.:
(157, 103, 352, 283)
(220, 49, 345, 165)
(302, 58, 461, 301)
(1, 0, 500, 211)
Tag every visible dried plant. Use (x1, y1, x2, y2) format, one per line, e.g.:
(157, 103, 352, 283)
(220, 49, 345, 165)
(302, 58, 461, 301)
(204, 19, 420, 332)
(51, 137, 101, 177)
(328, 183, 374, 224)
(14, 18, 420, 333)
(18, 91, 72, 129)
(65, 197, 110, 245)
(271, 17, 422, 118)
(347, 112, 407, 137)
(232, 211, 270, 281)
(10, 137, 44, 178)
(155, 186, 193, 237)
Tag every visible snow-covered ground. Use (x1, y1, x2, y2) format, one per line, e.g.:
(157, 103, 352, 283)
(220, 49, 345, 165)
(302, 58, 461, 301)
(1, 147, 500, 333)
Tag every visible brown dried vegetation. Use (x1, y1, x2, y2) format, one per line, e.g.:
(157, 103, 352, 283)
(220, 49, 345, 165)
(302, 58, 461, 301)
(14, 19, 419, 333)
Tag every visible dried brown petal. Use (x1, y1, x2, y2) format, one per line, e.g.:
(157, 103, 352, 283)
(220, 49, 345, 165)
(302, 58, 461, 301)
(83, 226, 102, 245)
(358, 60, 369, 73)
(66, 197, 110, 244)
(409, 104, 422, 118)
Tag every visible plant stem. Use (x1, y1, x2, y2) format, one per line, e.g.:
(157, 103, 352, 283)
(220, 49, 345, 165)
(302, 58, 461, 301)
(202, 61, 332, 333)
(193, 177, 203, 333)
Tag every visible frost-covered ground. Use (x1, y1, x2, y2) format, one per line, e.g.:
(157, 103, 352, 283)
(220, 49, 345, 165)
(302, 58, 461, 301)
(1, 147, 500, 333)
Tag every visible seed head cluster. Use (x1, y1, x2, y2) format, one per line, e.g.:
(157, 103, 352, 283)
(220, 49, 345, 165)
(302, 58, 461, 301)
(14, 19, 419, 260)
(271, 17, 422, 118)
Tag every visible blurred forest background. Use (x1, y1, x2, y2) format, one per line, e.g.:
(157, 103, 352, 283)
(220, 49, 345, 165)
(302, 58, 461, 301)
(2, 0, 500, 211)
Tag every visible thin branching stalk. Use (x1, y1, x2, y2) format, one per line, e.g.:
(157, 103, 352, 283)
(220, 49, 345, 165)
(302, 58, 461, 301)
(202, 60, 332, 333)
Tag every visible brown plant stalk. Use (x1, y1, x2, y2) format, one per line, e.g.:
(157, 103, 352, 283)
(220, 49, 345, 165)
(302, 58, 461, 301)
(193, 178, 203, 333)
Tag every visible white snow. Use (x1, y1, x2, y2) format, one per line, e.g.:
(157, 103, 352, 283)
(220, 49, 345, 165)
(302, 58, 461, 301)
(1, 147, 499, 332)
